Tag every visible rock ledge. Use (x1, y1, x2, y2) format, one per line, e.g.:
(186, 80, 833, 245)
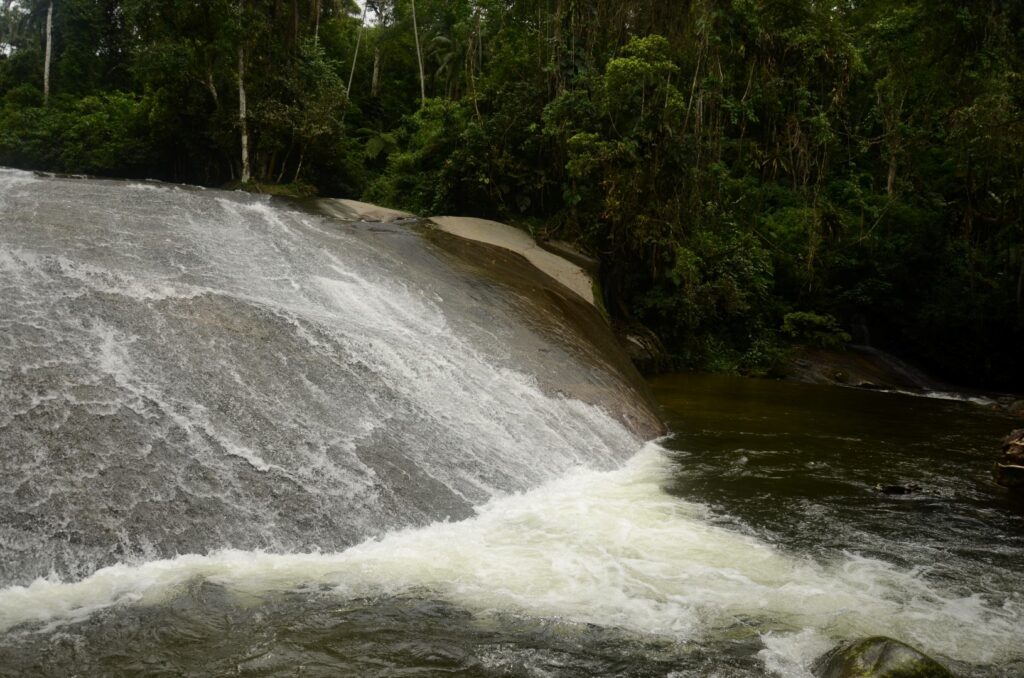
(428, 216, 596, 306)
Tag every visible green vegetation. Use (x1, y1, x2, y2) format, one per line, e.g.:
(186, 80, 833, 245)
(1, 1, 1022, 388)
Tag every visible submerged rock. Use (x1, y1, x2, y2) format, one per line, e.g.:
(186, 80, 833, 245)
(874, 483, 922, 496)
(813, 637, 954, 678)
(994, 429, 1024, 491)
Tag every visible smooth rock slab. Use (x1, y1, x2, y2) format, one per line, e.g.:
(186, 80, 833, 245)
(428, 216, 596, 306)
(315, 198, 415, 223)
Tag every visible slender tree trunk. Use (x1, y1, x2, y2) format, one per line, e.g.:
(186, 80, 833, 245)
(205, 68, 219, 108)
(276, 139, 294, 183)
(887, 154, 897, 196)
(371, 47, 381, 97)
(347, 0, 368, 95)
(293, 146, 305, 183)
(1017, 257, 1023, 318)
(43, 0, 53, 105)
(466, 15, 481, 119)
(291, 0, 299, 47)
(411, 0, 425, 105)
(238, 44, 250, 183)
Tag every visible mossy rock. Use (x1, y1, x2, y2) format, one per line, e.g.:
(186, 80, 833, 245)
(813, 637, 955, 678)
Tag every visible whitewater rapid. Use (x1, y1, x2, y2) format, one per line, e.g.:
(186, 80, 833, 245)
(2, 443, 1021, 676)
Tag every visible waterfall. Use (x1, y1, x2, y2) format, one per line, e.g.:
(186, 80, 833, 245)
(1, 169, 1021, 677)
(0, 169, 644, 586)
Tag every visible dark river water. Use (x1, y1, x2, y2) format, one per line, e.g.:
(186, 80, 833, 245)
(3, 374, 1021, 677)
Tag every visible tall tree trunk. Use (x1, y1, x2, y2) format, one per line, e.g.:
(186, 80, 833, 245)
(411, 0, 425, 105)
(371, 46, 381, 98)
(276, 139, 293, 183)
(347, 0, 368, 95)
(205, 67, 219, 108)
(293, 146, 305, 183)
(291, 0, 299, 47)
(1017, 257, 1023, 319)
(466, 12, 481, 119)
(43, 0, 53, 105)
(238, 44, 250, 183)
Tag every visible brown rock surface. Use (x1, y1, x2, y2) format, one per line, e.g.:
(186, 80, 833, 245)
(995, 429, 1024, 491)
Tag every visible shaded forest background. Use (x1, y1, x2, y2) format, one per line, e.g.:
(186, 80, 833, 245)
(1, 0, 1022, 389)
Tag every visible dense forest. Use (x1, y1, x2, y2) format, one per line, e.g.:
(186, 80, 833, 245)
(1, 0, 1021, 389)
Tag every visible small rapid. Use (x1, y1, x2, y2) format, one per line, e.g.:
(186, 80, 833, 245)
(2, 443, 1021, 676)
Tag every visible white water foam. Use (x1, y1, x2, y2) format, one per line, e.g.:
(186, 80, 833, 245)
(884, 388, 999, 407)
(1, 443, 1020, 674)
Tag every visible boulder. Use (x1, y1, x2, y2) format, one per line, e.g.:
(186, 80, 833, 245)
(994, 429, 1024, 491)
(784, 345, 945, 392)
(613, 322, 671, 376)
(813, 637, 954, 678)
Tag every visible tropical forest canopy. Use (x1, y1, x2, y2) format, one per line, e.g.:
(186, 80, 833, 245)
(1, 0, 1021, 389)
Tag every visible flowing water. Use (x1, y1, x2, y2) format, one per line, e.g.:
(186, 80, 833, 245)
(1, 169, 1022, 676)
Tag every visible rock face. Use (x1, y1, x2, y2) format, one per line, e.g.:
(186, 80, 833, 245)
(423, 229, 666, 440)
(813, 637, 954, 678)
(994, 429, 1024, 491)
(786, 346, 946, 391)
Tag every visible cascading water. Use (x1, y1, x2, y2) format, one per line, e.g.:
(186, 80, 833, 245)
(1, 169, 1022, 677)
(0, 169, 642, 585)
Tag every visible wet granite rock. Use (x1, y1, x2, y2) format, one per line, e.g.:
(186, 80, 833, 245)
(813, 637, 955, 678)
(994, 429, 1024, 491)
(613, 322, 671, 376)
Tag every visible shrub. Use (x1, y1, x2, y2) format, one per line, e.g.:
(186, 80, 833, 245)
(781, 312, 852, 350)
